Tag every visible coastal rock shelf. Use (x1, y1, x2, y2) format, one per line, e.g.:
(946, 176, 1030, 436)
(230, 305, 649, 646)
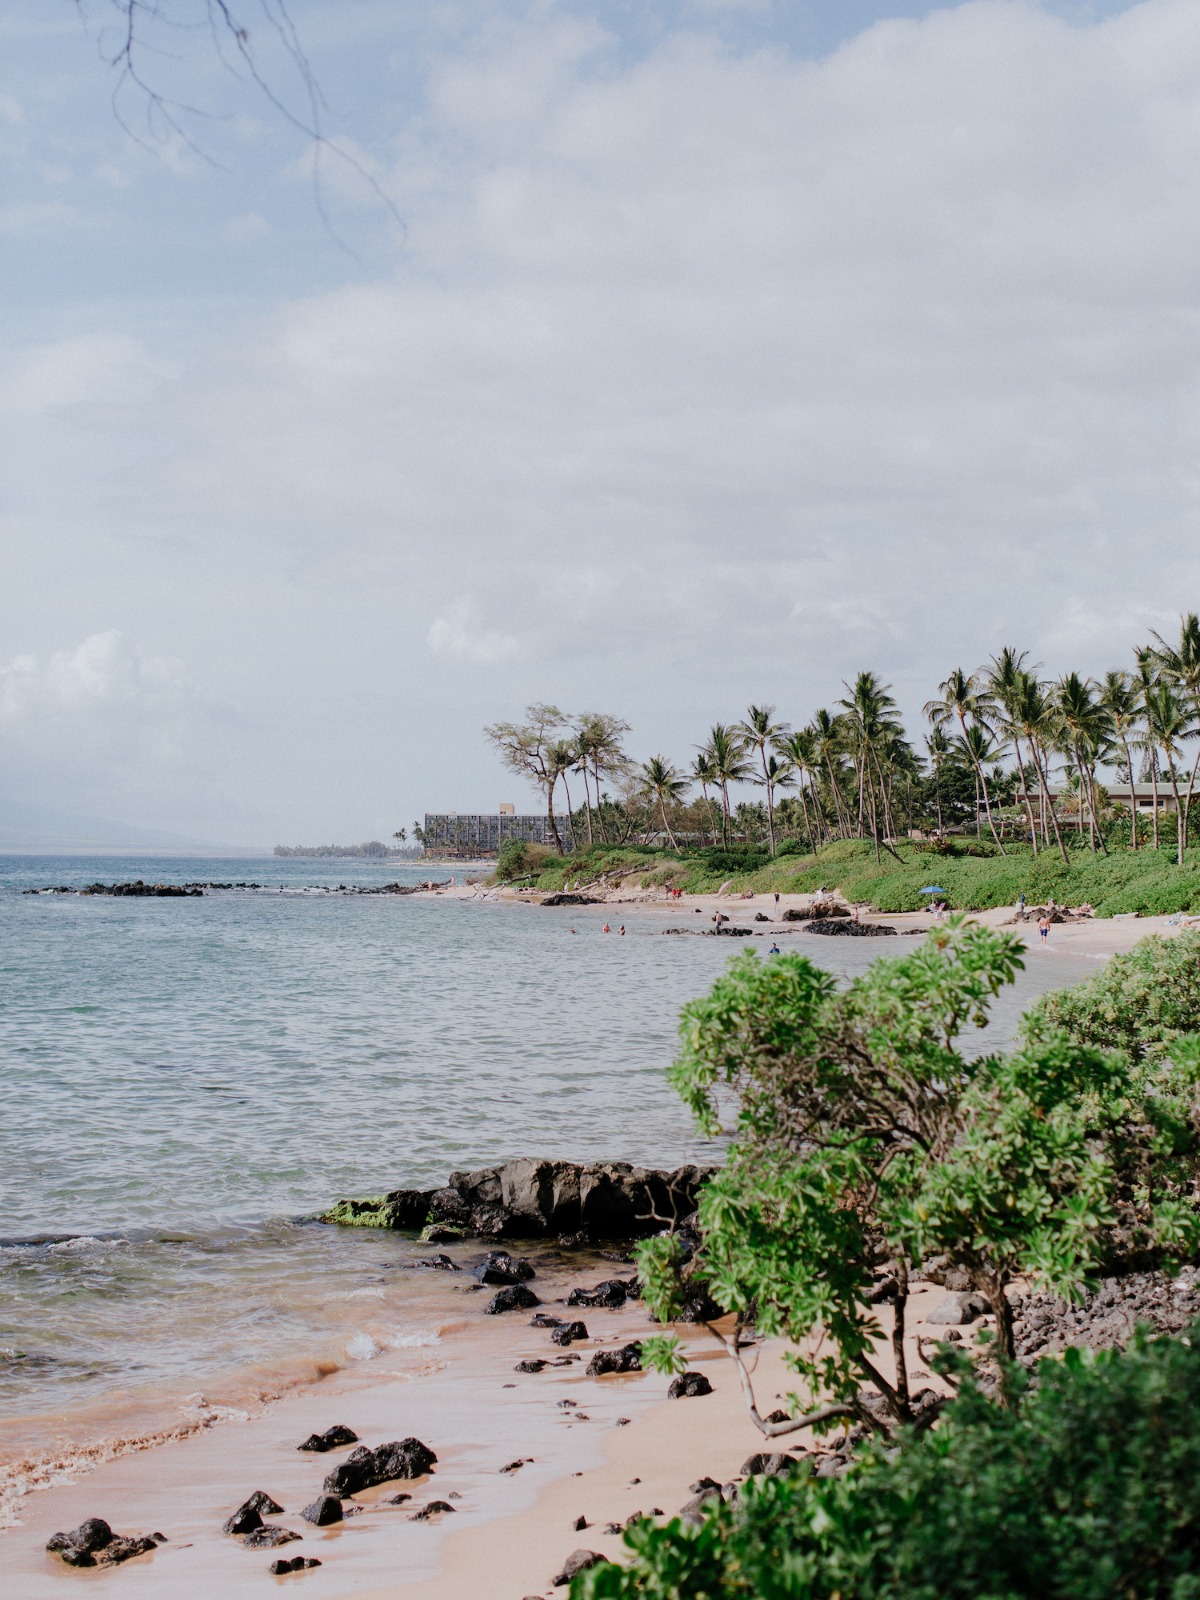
(322, 1157, 715, 1241)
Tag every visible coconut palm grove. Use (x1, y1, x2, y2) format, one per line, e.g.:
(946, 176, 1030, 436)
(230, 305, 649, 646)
(469, 614, 1200, 919)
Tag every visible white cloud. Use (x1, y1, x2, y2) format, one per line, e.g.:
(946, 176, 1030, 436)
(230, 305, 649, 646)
(0, 632, 186, 721)
(427, 598, 524, 664)
(6, 1, 1200, 836)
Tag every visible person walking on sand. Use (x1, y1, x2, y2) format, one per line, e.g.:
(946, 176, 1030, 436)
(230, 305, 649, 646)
(774, 892, 780, 910)
(1039, 914, 1050, 944)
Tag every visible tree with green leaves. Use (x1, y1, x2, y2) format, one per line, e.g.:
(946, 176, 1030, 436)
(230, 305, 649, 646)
(638, 757, 691, 851)
(737, 706, 791, 856)
(1054, 671, 1111, 853)
(635, 925, 1200, 1447)
(1143, 680, 1194, 865)
(1099, 668, 1144, 850)
(924, 668, 1007, 853)
(483, 704, 570, 852)
(700, 724, 753, 849)
(1151, 613, 1200, 843)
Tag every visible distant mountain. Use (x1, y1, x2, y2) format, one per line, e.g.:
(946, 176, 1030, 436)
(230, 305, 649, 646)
(0, 796, 247, 855)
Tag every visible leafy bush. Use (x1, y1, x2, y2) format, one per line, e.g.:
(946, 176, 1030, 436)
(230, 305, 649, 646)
(696, 846, 770, 875)
(635, 926, 1200, 1435)
(1025, 931, 1200, 1061)
(576, 1329, 1200, 1599)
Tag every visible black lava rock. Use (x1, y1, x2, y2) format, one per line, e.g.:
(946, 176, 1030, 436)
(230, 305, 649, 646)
(550, 1321, 589, 1346)
(515, 1359, 548, 1373)
(486, 1284, 541, 1314)
(47, 1518, 114, 1555)
(668, 1370, 714, 1398)
(298, 1425, 359, 1453)
(269, 1556, 322, 1575)
(530, 1314, 562, 1328)
(323, 1437, 437, 1495)
(411, 1500, 456, 1520)
(301, 1495, 343, 1526)
(243, 1526, 301, 1549)
(586, 1342, 643, 1377)
(567, 1278, 634, 1310)
(97, 1536, 158, 1566)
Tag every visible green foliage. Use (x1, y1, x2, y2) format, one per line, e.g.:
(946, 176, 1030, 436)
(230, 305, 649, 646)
(638, 925, 1200, 1432)
(575, 1329, 1200, 1600)
(495, 839, 530, 880)
(1025, 931, 1200, 1062)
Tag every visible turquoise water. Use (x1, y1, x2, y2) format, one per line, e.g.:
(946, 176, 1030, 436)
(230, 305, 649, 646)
(0, 857, 1097, 1435)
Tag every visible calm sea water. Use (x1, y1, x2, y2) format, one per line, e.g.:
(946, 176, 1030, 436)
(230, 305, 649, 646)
(0, 856, 1097, 1442)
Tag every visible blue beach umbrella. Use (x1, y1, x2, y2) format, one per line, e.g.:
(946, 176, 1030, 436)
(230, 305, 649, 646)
(919, 886, 947, 895)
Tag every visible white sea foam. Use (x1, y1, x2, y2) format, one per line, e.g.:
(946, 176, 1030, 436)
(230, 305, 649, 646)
(345, 1331, 383, 1361)
(388, 1328, 441, 1348)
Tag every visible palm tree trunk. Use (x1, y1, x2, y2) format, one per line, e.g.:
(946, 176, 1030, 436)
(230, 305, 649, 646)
(1166, 755, 1186, 866)
(1030, 740, 1069, 864)
(1150, 751, 1161, 850)
(659, 794, 678, 852)
(1119, 736, 1138, 848)
(1013, 737, 1038, 856)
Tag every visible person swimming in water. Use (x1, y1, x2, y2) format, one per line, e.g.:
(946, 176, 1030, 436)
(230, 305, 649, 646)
(602, 923, 610, 933)
(769, 941, 780, 954)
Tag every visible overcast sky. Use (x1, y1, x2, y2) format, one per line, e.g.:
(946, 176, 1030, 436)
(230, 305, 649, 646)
(1, 0, 1193, 848)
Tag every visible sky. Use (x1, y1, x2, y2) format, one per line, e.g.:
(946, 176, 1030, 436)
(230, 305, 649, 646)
(0, 0, 1193, 849)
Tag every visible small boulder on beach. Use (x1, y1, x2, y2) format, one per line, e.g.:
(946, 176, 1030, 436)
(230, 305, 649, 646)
(515, 1358, 548, 1372)
(485, 1283, 540, 1314)
(323, 1438, 437, 1496)
(553, 1549, 604, 1587)
(298, 1424, 358, 1453)
(668, 1370, 713, 1399)
(476, 1250, 536, 1284)
(301, 1495, 343, 1526)
(551, 1320, 588, 1346)
(47, 1518, 114, 1556)
(411, 1501, 456, 1520)
(243, 1526, 301, 1549)
(269, 1556, 322, 1575)
(567, 1278, 637, 1310)
(586, 1342, 642, 1377)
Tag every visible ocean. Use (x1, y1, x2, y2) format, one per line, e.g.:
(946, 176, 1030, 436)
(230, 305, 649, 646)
(0, 856, 1097, 1483)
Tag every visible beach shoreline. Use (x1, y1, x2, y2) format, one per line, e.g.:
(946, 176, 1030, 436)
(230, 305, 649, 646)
(2, 883, 1162, 1596)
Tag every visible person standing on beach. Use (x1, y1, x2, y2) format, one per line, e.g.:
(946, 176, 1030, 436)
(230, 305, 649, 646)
(1039, 915, 1050, 944)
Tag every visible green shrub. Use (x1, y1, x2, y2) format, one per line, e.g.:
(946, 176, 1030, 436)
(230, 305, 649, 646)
(1025, 930, 1200, 1061)
(495, 839, 530, 881)
(577, 1329, 1200, 1600)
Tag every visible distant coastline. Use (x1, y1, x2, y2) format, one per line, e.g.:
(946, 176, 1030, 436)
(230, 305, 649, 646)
(273, 841, 422, 859)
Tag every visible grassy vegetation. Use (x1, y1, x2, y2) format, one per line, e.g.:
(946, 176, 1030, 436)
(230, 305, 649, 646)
(505, 836, 1200, 918)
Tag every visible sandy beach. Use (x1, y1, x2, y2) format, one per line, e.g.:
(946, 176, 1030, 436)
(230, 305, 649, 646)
(8, 1253, 973, 1600)
(6, 877, 1168, 1597)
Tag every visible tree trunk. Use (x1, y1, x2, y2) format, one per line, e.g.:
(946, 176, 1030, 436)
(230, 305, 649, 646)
(659, 795, 678, 852)
(1014, 737, 1038, 855)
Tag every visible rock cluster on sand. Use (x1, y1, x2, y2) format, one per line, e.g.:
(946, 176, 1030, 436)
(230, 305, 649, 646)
(46, 1519, 164, 1568)
(322, 1438, 437, 1496)
(1013, 1265, 1200, 1360)
(297, 1424, 358, 1453)
(323, 1158, 714, 1240)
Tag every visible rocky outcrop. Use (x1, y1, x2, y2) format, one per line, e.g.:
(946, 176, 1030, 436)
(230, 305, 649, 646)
(802, 920, 897, 937)
(322, 1439, 436, 1496)
(541, 894, 600, 907)
(323, 1159, 715, 1241)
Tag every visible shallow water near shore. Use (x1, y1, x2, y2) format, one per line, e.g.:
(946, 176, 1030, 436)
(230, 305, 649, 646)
(0, 855, 1097, 1495)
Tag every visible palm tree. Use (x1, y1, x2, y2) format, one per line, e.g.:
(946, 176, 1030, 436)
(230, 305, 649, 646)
(701, 724, 752, 848)
(546, 739, 579, 850)
(1009, 671, 1069, 863)
(737, 705, 791, 856)
(837, 671, 905, 863)
(690, 752, 721, 845)
(985, 647, 1042, 854)
(574, 712, 631, 846)
(810, 707, 852, 838)
(1144, 682, 1194, 865)
(1098, 669, 1143, 850)
(1150, 614, 1200, 845)
(776, 727, 822, 848)
(639, 757, 690, 851)
(1053, 673, 1110, 854)
(1134, 648, 1163, 850)
(923, 669, 1007, 853)
(924, 726, 951, 838)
